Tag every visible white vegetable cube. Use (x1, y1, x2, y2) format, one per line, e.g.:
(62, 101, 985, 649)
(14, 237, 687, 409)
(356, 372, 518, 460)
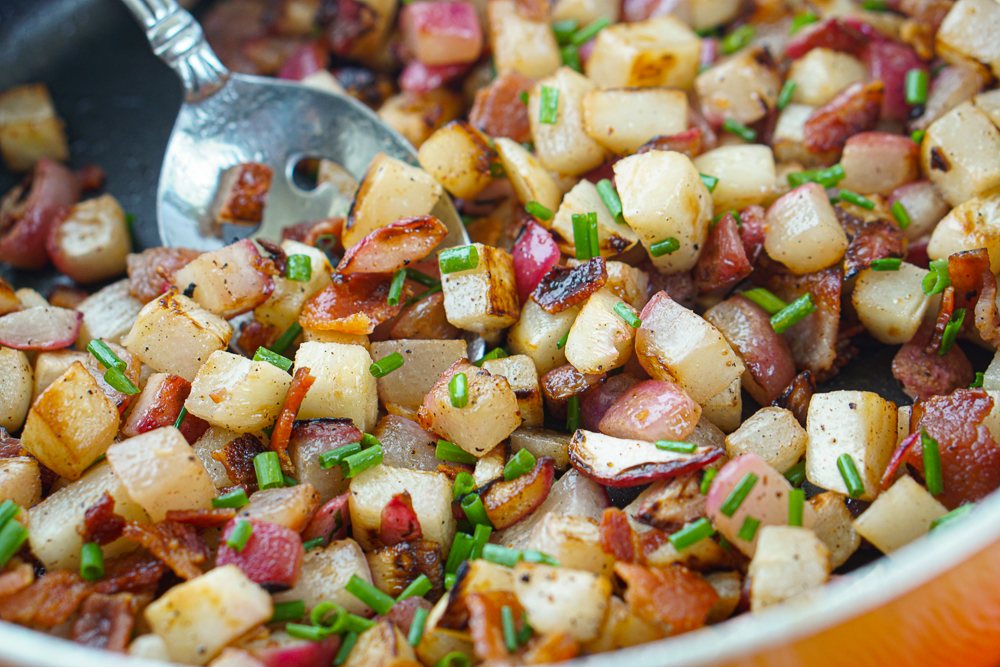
(772, 103, 836, 167)
(21, 361, 120, 480)
(805, 391, 898, 501)
(349, 465, 456, 554)
(254, 240, 333, 331)
(494, 137, 562, 215)
(764, 183, 849, 275)
(28, 462, 149, 570)
(809, 491, 861, 569)
(565, 288, 637, 374)
(693, 145, 776, 215)
(585, 17, 701, 90)
(508, 300, 577, 376)
(551, 180, 638, 257)
(185, 350, 292, 433)
(975, 89, 1000, 127)
(370, 339, 468, 413)
(921, 102, 1000, 206)
(190, 426, 240, 488)
(582, 88, 687, 155)
(123, 292, 233, 382)
(852, 264, 933, 344)
(936, 0, 1000, 77)
(513, 562, 612, 642)
(787, 48, 867, 106)
(748, 526, 831, 611)
(525, 514, 613, 575)
(551, 0, 619, 25)
(274, 539, 375, 616)
(725, 407, 807, 473)
(695, 47, 781, 125)
(50, 194, 131, 284)
(75, 279, 144, 351)
(511, 429, 572, 470)
(106, 426, 216, 521)
(344, 153, 443, 249)
(376, 90, 464, 149)
(417, 121, 495, 200)
(0, 457, 40, 508)
(927, 194, 1000, 274)
(688, 0, 741, 29)
(482, 354, 544, 428)
(441, 243, 519, 335)
(0, 83, 68, 171)
(145, 565, 273, 666)
(853, 476, 948, 554)
(614, 150, 713, 274)
(293, 341, 378, 432)
(488, 0, 561, 79)
(529, 67, 606, 177)
(0, 346, 31, 432)
(603, 260, 650, 310)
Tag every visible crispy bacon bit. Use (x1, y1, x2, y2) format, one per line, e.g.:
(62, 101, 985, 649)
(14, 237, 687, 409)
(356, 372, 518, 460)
(380, 491, 423, 547)
(540, 364, 607, 419)
(467, 591, 526, 663)
(121, 521, 210, 581)
(614, 562, 719, 636)
(693, 213, 752, 294)
(0, 570, 92, 627)
(785, 18, 867, 59)
(94, 551, 166, 596)
(469, 71, 534, 143)
(531, 258, 608, 314)
(126, 247, 202, 303)
(212, 433, 269, 492)
(881, 431, 919, 491)
(908, 389, 1000, 509)
(165, 508, 238, 528)
(765, 267, 843, 375)
(257, 238, 288, 275)
(72, 593, 135, 652)
(772, 371, 816, 426)
(235, 319, 280, 357)
(892, 324, 974, 401)
(523, 633, 581, 664)
(300, 273, 412, 334)
(214, 162, 273, 225)
(803, 81, 884, 154)
(842, 219, 906, 280)
(599, 508, 643, 564)
(635, 474, 706, 534)
(948, 248, 1000, 347)
(318, 0, 377, 57)
(925, 286, 955, 356)
(337, 216, 448, 275)
(0, 561, 34, 597)
(636, 128, 705, 159)
(270, 367, 316, 474)
(79, 492, 126, 546)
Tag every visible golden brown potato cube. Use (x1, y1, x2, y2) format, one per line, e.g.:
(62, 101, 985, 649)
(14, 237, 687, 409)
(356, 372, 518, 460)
(585, 17, 701, 89)
(185, 350, 292, 433)
(0, 83, 68, 171)
(441, 243, 519, 335)
(0, 457, 41, 507)
(343, 618, 417, 667)
(377, 89, 464, 149)
(482, 354, 544, 428)
(529, 67, 606, 176)
(417, 121, 495, 200)
(488, 0, 562, 79)
(494, 137, 562, 214)
(294, 341, 378, 433)
(0, 346, 32, 432)
(274, 539, 375, 616)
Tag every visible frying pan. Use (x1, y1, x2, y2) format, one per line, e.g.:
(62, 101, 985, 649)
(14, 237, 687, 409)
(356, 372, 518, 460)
(2, 1, 1000, 665)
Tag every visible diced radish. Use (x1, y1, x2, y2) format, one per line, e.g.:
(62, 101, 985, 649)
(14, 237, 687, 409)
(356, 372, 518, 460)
(247, 631, 341, 667)
(301, 493, 352, 546)
(380, 491, 423, 546)
(785, 18, 867, 60)
(277, 41, 328, 81)
(0, 159, 83, 270)
(839, 132, 920, 195)
(121, 373, 210, 444)
(887, 180, 951, 239)
(511, 220, 561, 304)
(597, 380, 702, 443)
(337, 216, 448, 274)
(579, 373, 640, 431)
(482, 456, 556, 528)
(862, 41, 928, 121)
(569, 430, 723, 487)
(399, 60, 472, 94)
(0, 306, 81, 350)
(216, 518, 304, 591)
(401, 1, 483, 66)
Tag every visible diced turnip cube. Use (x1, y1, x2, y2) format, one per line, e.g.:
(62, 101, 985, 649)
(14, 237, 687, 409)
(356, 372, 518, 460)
(763, 183, 849, 275)
(525, 514, 613, 576)
(582, 87, 687, 155)
(695, 47, 781, 125)
(693, 145, 776, 215)
(565, 288, 637, 375)
(0, 457, 40, 508)
(551, 0, 619, 24)
(724, 407, 806, 473)
(787, 48, 867, 107)
(254, 240, 332, 331)
(852, 263, 933, 345)
(369, 339, 467, 413)
(75, 279, 144, 351)
(172, 240, 274, 319)
(47, 194, 131, 284)
(293, 341, 378, 432)
(808, 491, 860, 569)
(417, 121, 495, 200)
(0, 83, 68, 171)
(585, 17, 701, 90)
(508, 300, 577, 376)
(853, 476, 948, 554)
(237, 484, 321, 532)
(441, 243, 519, 335)
(482, 354, 544, 428)
(185, 350, 292, 433)
(772, 103, 838, 167)
(921, 102, 1000, 206)
(376, 89, 464, 149)
(494, 137, 562, 216)
(839, 133, 920, 195)
(701, 378, 741, 433)
(936, 0, 1000, 77)
(0, 346, 31, 432)
(528, 68, 606, 176)
(273, 539, 373, 615)
(344, 619, 416, 667)
(926, 193, 1000, 273)
(748, 526, 830, 611)
(487, 0, 561, 79)
(191, 426, 241, 488)
(513, 562, 612, 642)
(551, 180, 639, 258)
(510, 427, 572, 470)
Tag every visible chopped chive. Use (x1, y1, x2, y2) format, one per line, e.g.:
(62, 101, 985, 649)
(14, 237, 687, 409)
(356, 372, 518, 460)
(790, 12, 818, 33)
(490, 161, 505, 178)
(700, 468, 718, 495)
(361, 433, 381, 448)
(449, 373, 469, 408)
(596, 179, 625, 224)
(938, 308, 965, 356)
(787, 163, 845, 188)
(788, 488, 805, 527)
(737, 516, 761, 542)
(572, 212, 596, 261)
(254, 347, 293, 372)
(561, 44, 582, 72)
(515, 614, 533, 645)
(437, 440, 477, 465)
(453, 471, 477, 500)
(891, 200, 911, 229)
(777, 80, 797, 109)
(409, 606, 429, 646)
(80, 542, 104, 581)
(930, 503, 974, 531)
(771, 293, 816, 334)
(862, 0, 888, 8)
(922, 259, 951, 296)
(471, 523, 492, 560)
(520, 91, 528, 105)
(556, 329, 569, 349)
(341, 445, 382, 478)
(570, 16, 609, 45)
(174, 406, 188, 430)
(613, 302, 641, 328)
(387, 269, 407, 306)
(87, 339, 126, 372)
(286, 254, 312, 282)
(911, 129, 926, 144)
(722, 118, 757, 142)
(502, 605, 518, 652)
(720, 24, 754, 54)
(254, 451, 283, 490)
(461, 493, 493, 527)
(970, 372, 985, 389)
(303, 537, 324, 551)
(406, 268, 441, 288)
(720, 472, 759, 517)
(370, 352, 405, 378)
(839, 189, 875, 210)
(271, 322, 302, 355)
(741, 287, 788, 315)
(397, 574, 433, 602)
(340, 613, 376, 634)
(655, 440, 696, 454)
(525, 200, 554, 221)
(668, 517, 716, 551)
(551, 18, 578, 43)
(226, 519, 253, 552)
(104, 368, 139, 395)
(649, 237, 680, 258)
(435, 652, 471, 667)
(346, 574, 395, 616)
(870, 258, 902, 271)
(566, 395, 581, 432)
(212, 489, 249, 509)
(0, 501, 19, 529)
(445, 532, 476, 574)
(837, 453, 865, 498)
(319, 442, 363, 469)
(334, 632, 358, 665)
(271, 600, 306, 623)
(905, 69, 929, 105)
(282, 473, 298, 486)
(439, 245, 480, 274)
(700, 173, 719, 192)
(309, 601, 345, 629)
(473, 347, 507, 367)
(588, 212, 599, 259)
(921, 427, 943, 495)
(784, 460, 807, 487)
(482, 543, 521, 568)
(0, 519, 27, 568)
(444, 573, 456, 589)
(286, 623, 329, 641)
(503, 449, 536, 481)
(521, 549, 559, 566)
(539, 86, 559, 124)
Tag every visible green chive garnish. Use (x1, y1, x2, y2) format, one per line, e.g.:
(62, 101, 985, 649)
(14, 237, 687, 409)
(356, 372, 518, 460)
(440, 245, 479, 274)
(271, 322, 302, 355)
(862, 0, 888, 9)
(445, 532, 476, 574)
(905, 69, 929, 105)
(570, 16, 609, 45)
(700, 173, 719, 192)
(741, 287, 788, 314)
(837, 453, 865, 498)
(552, 19, 578, 43)
(777, 80, 797, 109)
(341, 445, 383, 478)
(435, 651, 471, 667)
(922, 259, 950, 296)
(938, 308, 965, 356)
(501, 605, 518, 652)
(503, 448, 536, 480)
(785, 461, 806, 487)
(539, 86, 559, 124)
(286, 623, 329, 641)
(911, 129, 926, 144)
(787, 163, 845, 188)
(566, 395, 581, 432)
(668, 517, 715, 551)
(556, 329, 569, 349)
(346, 574, 395, 616)
(930, 504, 974, 531)
(737, 516, 761, 542)
(572, 212, 598, 261)
(303, 537, 324, 551)
(790, 12, 818, 33)
(461, 493, 492, 527)
(286, 254, 312, 282)
(525, 201, 553, 221)
(655, 440, 696, 454)
(870, 258, 902, 271)
(481, 543, 521, 568)
(437, 439, 477, 465)
(771, 293, 816, 334)
(104, 368, 139, 395)
(406, 268, 441, 288)
(970, 372, 985, 389)
(596, 179, 625, 224)
(839, 189, 875, 210)
(449, 373, 469, 408)
(409, 606, 429, 645)
(520, 91, 529, 104)
(700, 469, 718, 495)
(87, 339, 126, 372)
(80, 542, 104, 581)
(921, 427, 943, 495)
(720, 24, 754, 54)
(452, 471, 477, 499)
(270, 600, 306, 623)
(254, 347, 293, 372)
(174, 406, 188, 430)
(561, 44, 582, 72)
(473, 347, 508, 367)
(788, 488, 804, 527)
(722, 118, 757, 142)
(212, 489, 249, 509)
(649, 237, 680, 258)
(319, 442, 363, 469)
(370, 352, 405, 378)
(335, 632, 358, 665)
(613, 302, 641, 328)
(387, 269, 407, 306)
(720, 472, 758, 517)
(254, 451, 283, 490)
(226, 519, 253, 552)
(0, 518, 27, 569)
(891, 200, 911, 229)
(397, 574, 432, 602)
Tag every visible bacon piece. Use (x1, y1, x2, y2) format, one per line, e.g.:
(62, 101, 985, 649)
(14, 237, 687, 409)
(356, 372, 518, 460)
(908, 389, 1000, 509)
(772, 370, 816, 426)
(80, 492, 126, 546)
(0, 561, 34, 597)
(540, 364, 606, 419)
(318, 0, 377, 57)
(467, 591, 525, 663)
(390, 291, 462, 340)
(337, 216, 448, 274)
(881, 431, 919, 491)
(213, 162, 273, 225)
(925, 286, 955, 356)
(892, 324, 974, 401)
(72, 593, 135, 652)
(212, 433, 269, 492)
(270, 367, 316, 474)
(636, 128, 705, 159)
(0, 570, 92, 627)
(693, 213, 752, 294)
(0, 159, 83, 269)
(785, 18, 868, 59)
(235, 319, 280, 357)
(380, 491, 423, 546)
(300, 273, 411, 334)
(217, 519, 304, 591)
(127, 247, 201, 303)
(469, 71, 534, 143)
(948, 248, 1000, 347)
(121, 521, 209, 581)
(531, 258, 607, 314)
(302, 493, 352, 546)
(165, 508, 238, 528)
(634, 474, 706, 534)
(94, 551, 166, 596)
(803, 82, 884, 154)
(614, 562, 718, 635)
(842, 219, 906, 280)
(599, 508, 643, 564)
(121, 373, 210, 445)
(523, 633, 581, 664)
(765, 267, 843, 375)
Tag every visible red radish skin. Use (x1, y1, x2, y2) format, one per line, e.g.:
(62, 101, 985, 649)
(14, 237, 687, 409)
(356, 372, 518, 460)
(277, 41, 328, 81)
(399, 61, 472, 94)
(0, 306, 81, 351)
(785, 18, 868, 60)
(380, 491, 423, 546)
(249, 633, 342, 667)
(598, 380, 702, 443)
(481, 457, 556, 529)
(401, 1, 483, 66)
(337, 216, 448, 274)
(862, 42, 927, 121)
(569, 430, 723, 488)
(692, 212, 752, 294)
(0, 159, 83, 269)
(839, 132, 920, 195)
(580, 373, 641, 431)
(121, 373, 210, 444)
(216, 519, 305, 591)
(301, 492, 352, 545)
(511, 220, 561, 304)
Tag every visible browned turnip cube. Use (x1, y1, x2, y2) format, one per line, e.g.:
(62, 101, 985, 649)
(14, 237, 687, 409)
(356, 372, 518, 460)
(0, 83, 68, 171)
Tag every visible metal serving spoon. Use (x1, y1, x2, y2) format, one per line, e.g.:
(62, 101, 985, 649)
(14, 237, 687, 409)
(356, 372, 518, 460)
(120, 0, 468, 251)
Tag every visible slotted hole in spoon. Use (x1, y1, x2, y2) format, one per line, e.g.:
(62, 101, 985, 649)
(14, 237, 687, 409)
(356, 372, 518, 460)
(290, 156, 321, 192)
(288, 155, 358, 202)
